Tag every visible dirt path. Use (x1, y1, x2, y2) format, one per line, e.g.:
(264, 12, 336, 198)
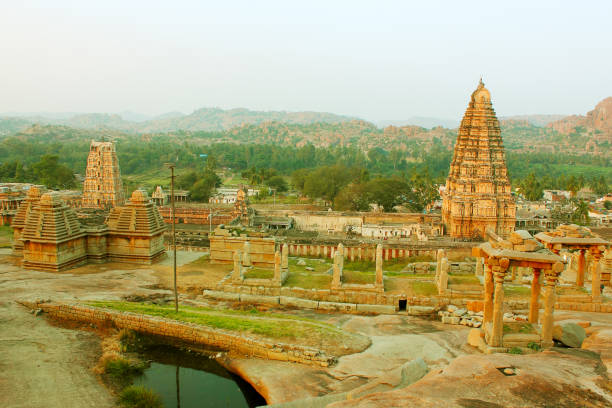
(0, 301, 114, 408)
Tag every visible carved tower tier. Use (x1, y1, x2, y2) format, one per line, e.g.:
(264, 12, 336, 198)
(442, 79, 516, 239)
(82, 140, 125, 209)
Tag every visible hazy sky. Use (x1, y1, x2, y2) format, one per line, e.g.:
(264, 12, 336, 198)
(2, 1, 611, 121)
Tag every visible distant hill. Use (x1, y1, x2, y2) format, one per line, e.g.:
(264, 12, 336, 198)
(376, 117, 458, 129)
(0, 107, 358, 133)
(500, 114, 565, 127)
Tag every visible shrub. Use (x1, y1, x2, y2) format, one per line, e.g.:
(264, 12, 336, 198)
(508, 347, 523, 355)
(119, 386, 163, 408)
(527, 342, 541, 351)
(105, 357, 146, 384)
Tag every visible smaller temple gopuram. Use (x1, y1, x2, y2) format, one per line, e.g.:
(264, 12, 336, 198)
(82, 140, 125, 209)
(442, 79, 516, 239)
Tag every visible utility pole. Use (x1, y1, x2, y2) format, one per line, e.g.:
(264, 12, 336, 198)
(166, 163, 178, 312)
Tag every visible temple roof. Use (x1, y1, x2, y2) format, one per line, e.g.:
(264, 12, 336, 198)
(21, 192, 85, 243)
(12, 186, 44, 229)
(106, 190, 166, 236)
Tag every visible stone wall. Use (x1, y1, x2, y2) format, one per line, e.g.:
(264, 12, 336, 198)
(210, 234, 276, 267)
(33, 301, 334, 367)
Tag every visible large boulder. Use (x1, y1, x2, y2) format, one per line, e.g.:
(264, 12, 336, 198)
(553, 323, 587, 348)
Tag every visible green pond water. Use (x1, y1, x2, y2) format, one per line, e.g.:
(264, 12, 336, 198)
(133, 348, 266, 408)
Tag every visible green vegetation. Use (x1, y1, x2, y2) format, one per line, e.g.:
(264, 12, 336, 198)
(508, 347, 523, 355)
(504, 286, 531, 299)
(343, 270, 375, 285)
(528, 342, 541, 351)
(288, 257, 332, 274)
(503, 322, 535, 334)
(87, 301, 342, 339)
(343, 258, 407, 273)
(283, 272, 331, 289)
(118, 385, 163, 408)
(105, 357, 146, 382)
(448, 274, 480, 285)
(187, 254, 210, 266)
(243, 268, 274, 279)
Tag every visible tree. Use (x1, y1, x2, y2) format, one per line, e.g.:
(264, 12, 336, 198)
(30, 155, 75, 188)
(265, 175, 288, 192)
(520, 172, 544, 201)
(604, 200, 612, 210)
(571, 199, 590, 226)
(334, 183, 371, 211)
(590, 175, 609, 196)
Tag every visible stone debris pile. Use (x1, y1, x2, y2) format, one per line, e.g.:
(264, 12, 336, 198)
(490, 230, 544, 253)
(439, 304, 528, 328)
(547, 224, 594, 238)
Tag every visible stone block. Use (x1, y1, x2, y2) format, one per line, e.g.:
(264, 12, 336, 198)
(280, 296, 318, 309)
(240, 293, 279, 305)
(466, 300, 484, 313)
(397, 358, 429, 388)
(442, 316, 460, 325)
(553, 323, 586, 348)
(452, 308, 467, 317)
(467, 328, 485, 348)
(408, 306, 435, 316)
(355, 304, 396, 314)
(318, 301, 357, 312)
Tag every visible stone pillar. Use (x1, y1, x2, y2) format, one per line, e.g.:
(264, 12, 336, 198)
(281, 243, 289, 271)
(323, 246, 328, 258)
(273, 250, 282, 283)
(384, 248, 390, 261)
(242, 241, 251, 267)
(350, 247, 355, 262)
(316, 245, 321, 258)
(337, 243, 345, 269)
(438, 257, 449, 295)
(436, 249, 444, 280)
(529, 268, 541, 324)
(577, 249, 586, 287)
(541, 271, 557, 348)
(602, 249, 612, 287)
(591, 250, 603, 302)
(332, 247, 343, 289)
(358, 247, 362, 261)
(375, 244, 383, 287)
(233, 250, 242, 282)
(475, 257, 483, 277)
(483, 260, 494, 324)
(490, 258, 509, 348)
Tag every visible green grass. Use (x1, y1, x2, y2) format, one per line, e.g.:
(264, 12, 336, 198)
(384, 272, 432, 278)
(119, 385, 163, 408)
(283, 272, 331, 289)
(504, 286, 531, 298)
(243, 268, 274, 279)
(448, 274, 481, 285)
(409, 281, 438, 296)
(343, 269, 375, 285)
(87, 301, 341, 339)
(288, 257, 332, 274)
(343, 258, 407, 272)
(508, 347, 523, 355)
(384, 279, 438, 296)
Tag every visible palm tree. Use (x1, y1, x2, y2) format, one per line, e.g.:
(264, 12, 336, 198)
(571, 199, 590, 226)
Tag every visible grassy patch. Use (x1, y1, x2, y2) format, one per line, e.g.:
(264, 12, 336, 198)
(448, 274, 480, 285)
(288, 257, 332, 274)
(0, 226, 12, 246)
(243, 268, 274, 279)
(384, 272, 432, 278)
(384, 278, 437, 296)
(504, 286, 531, 299)
(119, 385, 163, 408)
(508, 347, 523, 355)
(343, 258, 408, 273)
(283, 272, 331, 289)
(343, 269, 375, 285)
(556, 286, 588, 296)
(87, 301, 341, 340)
(103, 356, 147, 388)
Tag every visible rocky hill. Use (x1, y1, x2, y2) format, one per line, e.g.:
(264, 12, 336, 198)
(0, 107, 358, 134)
(549, 97, 612, 136)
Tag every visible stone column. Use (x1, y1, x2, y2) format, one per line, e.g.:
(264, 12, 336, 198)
(281, 243, 289, 271)
(541, 270, 557, 347)
(438, 257, 448, 295)
(375, 244, 383, 287)
(273, 250, 282, 283)
(483, 260, 494, 324)
(332, 248, 343, 289)
(436, 249, 444, 280)
(350, 247, 355, 262)
(529, 268, 541, 324)
(316, 245, 321, 258)
(358, 247, 362, 261)
(591, 249, 603, 302)
(242, 241, 251, 267)
(233, 250, 242, 282)
(323, 246, 328, 258)
(337, 243, 345, 269)
(577, 249, 586, 287)
(490, 258, 509, 348)
(475, 257, 483, 277)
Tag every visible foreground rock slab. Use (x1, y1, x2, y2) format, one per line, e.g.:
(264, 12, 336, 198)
(329, 349, 612, 407)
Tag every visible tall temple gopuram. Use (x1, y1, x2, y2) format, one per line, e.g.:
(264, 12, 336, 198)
(442, 79, 516, 239)
(82, 140, 125, 209)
